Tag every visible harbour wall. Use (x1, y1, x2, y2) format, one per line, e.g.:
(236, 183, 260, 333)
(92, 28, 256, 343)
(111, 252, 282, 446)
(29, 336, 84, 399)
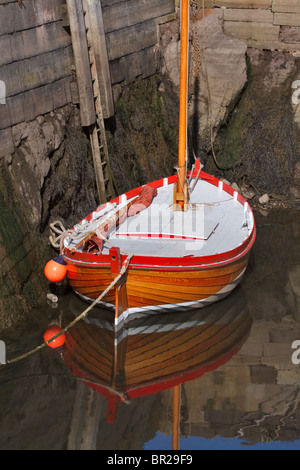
(0, 0, 176, 158)
(0, 0, 176, 327)
(199, 0, 300, 51)
(1, 0, 300, 159)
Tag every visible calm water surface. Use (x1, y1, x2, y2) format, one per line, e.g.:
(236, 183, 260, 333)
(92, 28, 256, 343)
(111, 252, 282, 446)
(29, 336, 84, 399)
(0, 208, 300, 451)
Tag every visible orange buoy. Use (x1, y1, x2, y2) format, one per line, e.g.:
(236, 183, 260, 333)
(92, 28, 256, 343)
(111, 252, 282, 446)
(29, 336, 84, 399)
(43, 325, 66, 349)
(44, 255, 67, 282)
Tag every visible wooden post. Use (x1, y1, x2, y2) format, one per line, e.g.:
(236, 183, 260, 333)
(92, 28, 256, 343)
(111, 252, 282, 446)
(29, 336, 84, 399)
(172, 385, 181, 450)
(66, 0, 96, 127)
(109, 247, 129, 328)
(84, 0, 114, 118)
(106, 393, 118, 424)
(173, 0, 189, 211)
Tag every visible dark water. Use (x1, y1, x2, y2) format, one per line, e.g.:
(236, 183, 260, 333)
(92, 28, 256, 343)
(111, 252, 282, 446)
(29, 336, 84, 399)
(0, 208, 300, 451)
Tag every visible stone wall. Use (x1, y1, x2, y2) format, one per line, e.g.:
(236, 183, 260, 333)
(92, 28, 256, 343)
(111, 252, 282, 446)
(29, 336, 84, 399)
(0, 1, 98, 329)
(195, 0, 300, 52)
(102, 0, 175, 98)
(0, 0, 74, 159)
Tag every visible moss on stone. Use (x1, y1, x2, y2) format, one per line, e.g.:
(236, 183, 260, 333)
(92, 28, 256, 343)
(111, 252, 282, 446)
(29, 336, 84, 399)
(209, 50, 300, 194)
(107, 75, 179, 195)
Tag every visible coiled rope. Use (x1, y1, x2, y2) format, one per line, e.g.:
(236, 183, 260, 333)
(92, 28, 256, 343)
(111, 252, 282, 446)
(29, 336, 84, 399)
(49, 220, 94, 250)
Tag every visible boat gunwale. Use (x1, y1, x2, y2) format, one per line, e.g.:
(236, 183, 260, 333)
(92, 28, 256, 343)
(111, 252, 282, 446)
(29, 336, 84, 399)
(62, 170, 256, 269)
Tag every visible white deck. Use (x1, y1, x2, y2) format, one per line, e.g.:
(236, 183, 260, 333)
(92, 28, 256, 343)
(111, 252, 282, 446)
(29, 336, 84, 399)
(65, 178, 254, 259)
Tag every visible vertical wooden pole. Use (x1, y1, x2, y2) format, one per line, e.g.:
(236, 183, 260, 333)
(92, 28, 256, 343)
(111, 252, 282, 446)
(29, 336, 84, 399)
(85, 0, 114, 118)
(172, 385, 181, 450)
(66, 0, 96, 127)
(174, 0, 189, 211)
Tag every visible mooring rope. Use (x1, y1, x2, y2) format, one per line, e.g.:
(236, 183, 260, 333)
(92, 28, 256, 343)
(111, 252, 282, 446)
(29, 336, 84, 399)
(3, 253, 133, 366)
(49, 220, 99, 250)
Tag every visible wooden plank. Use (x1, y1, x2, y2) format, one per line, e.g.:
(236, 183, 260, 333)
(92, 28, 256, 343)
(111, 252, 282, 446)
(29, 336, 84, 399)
(192, 0, 214, 7)
(1, 46, 73, 98)
(52, 76, 72, 109)
(106, 19, 158, 61)
(9, 22, 72, 64)
(110, 46, 158, 85)
(127, 279, 232, 295)
(30, 79, 71, 117)
(32, 82, 54, 117)
(66, 0, 96, 127)
(0, 0, 36, 35)
(0, 101, 11, 130)
(0, 35, 12, 67)
(1, 78, 72, 129)
(33, 0, 62, 25)
(272, 0, 300, 14)
(101, 0, 128, 6)
(3, 90, 35, 128)
(224, 8, 274, 22)
(7, 94, 26, 127)
(0, 0, 62, 35)
(0, 128, 14, 158)
(0, 2, 21, 36)
(214, 0, 271, 7)
(0, 62, 23, 98)
(85, 0, 114, 119)
(224, 21, 280, 42)
(19, 89, 36, 123)
(274, 12, 300, 27)
(102, 0, 175, 33)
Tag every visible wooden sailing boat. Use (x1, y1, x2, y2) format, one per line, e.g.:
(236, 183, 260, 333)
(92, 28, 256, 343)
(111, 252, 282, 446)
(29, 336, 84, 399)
(62, 291, 252, 423)
(45, 1, 256, 325)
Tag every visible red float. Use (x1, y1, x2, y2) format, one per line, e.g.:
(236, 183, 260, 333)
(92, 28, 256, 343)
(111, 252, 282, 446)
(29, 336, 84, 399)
(43, 325, 66, 348)
(44, 257, 67, 282)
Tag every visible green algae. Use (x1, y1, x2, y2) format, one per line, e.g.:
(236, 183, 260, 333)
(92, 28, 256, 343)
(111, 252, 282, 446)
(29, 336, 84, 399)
(0, 164, 49, 329)
(210, 51, 300, 195)
(108, 75, 179, 194)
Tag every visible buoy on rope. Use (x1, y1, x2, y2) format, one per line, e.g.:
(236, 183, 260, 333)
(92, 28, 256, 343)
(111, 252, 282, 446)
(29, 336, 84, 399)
(43, 325, 66, 349)
(44, 255, 67, 282)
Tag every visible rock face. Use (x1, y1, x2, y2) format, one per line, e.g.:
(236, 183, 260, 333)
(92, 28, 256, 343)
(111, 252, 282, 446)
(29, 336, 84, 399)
(0, 104, 97, 330)
(215, 47, 300, 196)
(190, 9, 247, 154)
(7, 105, 96, 233)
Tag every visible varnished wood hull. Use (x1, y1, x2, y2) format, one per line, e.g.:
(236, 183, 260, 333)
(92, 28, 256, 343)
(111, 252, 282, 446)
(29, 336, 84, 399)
(66, 253, 250, 313)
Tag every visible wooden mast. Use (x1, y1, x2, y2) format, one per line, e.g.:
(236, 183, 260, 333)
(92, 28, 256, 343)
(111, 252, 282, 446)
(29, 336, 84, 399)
(173, 0, 189, 211)
(172, 385, 181, 450)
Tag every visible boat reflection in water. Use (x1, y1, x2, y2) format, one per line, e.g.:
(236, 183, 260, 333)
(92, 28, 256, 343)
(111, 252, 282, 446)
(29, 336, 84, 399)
(61, 289, 252, 446)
